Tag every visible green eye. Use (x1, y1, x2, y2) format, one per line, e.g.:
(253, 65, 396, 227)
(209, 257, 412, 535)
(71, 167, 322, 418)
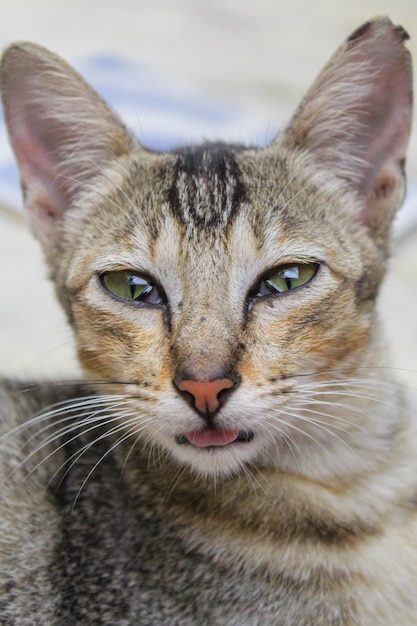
(253, 262, 318, 299)
(100, 270, 163, 304)
(266, 263, 318, 293)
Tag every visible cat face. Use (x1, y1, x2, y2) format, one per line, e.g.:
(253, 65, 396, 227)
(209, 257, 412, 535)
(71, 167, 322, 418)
(54, 142, 384, 477)
(0, 18, 412, 478)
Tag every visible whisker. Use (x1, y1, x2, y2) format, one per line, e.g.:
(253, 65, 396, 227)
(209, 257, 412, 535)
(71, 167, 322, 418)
(163, 463, 190, 502)
(238, 463, 271, 497)
(21, 411, 143, 484)
(275, 408, 358, 458)
(284, 366, 417, 383)
(267, 416, 328, 454)
(296, 387, 409, 414)
(275, 428, 303, 469)
(290, 400, 371, 431)
(23, 397, 136, 445)
(0, 392, 142, 443)
(118, 430, 144, 477)
(70, 425, 143, 511)
(46, 413, 156, 493)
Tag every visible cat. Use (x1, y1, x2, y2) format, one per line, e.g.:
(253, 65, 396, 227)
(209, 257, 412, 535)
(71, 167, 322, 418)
(0, 15, 416, 625)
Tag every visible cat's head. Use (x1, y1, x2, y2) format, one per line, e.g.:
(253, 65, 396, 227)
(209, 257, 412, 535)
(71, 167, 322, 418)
(0, 17, 412, 480)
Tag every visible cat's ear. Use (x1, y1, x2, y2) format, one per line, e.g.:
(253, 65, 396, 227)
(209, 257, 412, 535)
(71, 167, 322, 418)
(278, 17, 413, 247)
(0, 43, 136, 252)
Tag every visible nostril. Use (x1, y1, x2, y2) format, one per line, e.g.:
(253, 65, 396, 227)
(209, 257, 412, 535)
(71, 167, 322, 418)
(175, 377, 238, 416)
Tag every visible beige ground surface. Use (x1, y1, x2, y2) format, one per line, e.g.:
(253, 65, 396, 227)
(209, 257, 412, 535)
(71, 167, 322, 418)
(0, 0, 416, 391)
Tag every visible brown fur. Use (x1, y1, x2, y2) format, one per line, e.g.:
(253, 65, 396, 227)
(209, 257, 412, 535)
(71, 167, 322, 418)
(1, 16, 416, 625)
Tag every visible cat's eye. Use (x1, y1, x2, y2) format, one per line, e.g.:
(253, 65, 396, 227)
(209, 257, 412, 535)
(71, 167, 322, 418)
(251, 262, 318, 299)
(99, 270, 164, 305)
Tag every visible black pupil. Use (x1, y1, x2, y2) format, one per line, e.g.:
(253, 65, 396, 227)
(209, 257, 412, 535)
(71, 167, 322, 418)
(129, 275, 151, 299)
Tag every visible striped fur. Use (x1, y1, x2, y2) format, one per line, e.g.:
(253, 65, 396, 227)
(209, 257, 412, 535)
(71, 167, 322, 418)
(1, 17, 416, 625)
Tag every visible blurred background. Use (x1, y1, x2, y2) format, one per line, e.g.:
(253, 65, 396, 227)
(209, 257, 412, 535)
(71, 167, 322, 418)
(0, 0, 416, 387)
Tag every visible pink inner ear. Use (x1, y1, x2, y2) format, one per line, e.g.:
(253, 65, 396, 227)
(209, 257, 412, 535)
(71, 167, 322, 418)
(358, 64, 411, 199)
(1, 42, 136, 257)
(283, 19, 412, 194)
(282, 19, 412, 242)
(10, 121, 68, 218)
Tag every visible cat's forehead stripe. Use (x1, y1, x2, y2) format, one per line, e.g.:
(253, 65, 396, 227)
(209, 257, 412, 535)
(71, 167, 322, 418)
(167, 143, 248, 231)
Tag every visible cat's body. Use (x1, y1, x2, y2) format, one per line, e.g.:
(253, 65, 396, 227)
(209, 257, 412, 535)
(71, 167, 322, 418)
(1, 17, 416, 625)
(3, 381, 417, 626)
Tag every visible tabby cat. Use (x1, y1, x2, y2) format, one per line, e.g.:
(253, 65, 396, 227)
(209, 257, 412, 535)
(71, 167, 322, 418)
(1, 16, 416, 625)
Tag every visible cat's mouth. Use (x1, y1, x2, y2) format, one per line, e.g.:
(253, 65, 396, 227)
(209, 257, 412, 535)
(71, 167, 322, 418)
(175, 428, 254, 448)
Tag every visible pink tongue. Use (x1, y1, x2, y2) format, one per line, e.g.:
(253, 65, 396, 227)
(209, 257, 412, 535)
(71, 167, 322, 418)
(186, 427, 239, 448)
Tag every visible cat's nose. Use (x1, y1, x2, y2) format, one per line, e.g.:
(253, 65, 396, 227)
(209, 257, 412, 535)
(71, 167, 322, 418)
(175, 376, 238, 417)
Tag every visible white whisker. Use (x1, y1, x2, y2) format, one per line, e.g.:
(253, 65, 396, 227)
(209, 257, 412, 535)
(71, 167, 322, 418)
(23, 412, 143, 484)
(70, 425, 142, 510)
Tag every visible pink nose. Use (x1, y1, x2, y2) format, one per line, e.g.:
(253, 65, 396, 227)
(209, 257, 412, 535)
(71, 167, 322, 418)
(177, 378, 235, 415)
